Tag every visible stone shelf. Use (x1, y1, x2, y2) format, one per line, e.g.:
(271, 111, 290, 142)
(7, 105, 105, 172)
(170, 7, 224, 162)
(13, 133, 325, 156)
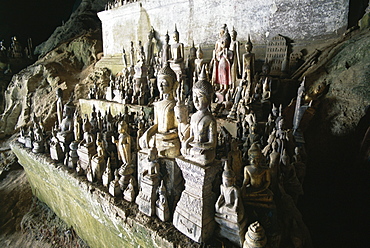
(11, 141, 200, 248)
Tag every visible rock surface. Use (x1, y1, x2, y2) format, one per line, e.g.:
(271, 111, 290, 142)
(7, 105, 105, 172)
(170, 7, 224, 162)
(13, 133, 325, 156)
(0, 31, 103, 136)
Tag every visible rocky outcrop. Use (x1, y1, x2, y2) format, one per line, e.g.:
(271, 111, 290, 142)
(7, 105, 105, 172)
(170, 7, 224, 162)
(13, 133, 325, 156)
(34, 0, 106, 57)
(0, 32, 103, 136)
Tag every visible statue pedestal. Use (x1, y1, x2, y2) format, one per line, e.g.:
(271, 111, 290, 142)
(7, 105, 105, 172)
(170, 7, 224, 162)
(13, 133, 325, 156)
(138, 151, 184, 213)
(77, 145, 96, 171)
(215, 214, 247, 247)
(135, 174, 159, 216)
(173, 157, 222, 243)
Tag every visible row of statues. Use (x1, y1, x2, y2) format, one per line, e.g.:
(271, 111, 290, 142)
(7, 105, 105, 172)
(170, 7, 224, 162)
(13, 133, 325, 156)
(17, 23, 316, 248)
(0, 36, 33, 59)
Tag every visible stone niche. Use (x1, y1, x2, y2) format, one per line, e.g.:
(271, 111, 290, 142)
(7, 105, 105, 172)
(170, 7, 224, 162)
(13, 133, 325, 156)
(11, 141, 200, 248)
(97, 0, 349, 61)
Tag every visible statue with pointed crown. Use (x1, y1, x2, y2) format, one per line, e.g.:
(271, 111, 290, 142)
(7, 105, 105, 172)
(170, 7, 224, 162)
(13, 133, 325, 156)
(242, 35, 256, 95)
(194, 45, 205, 82)
(242, 143, 274, 209)
(183, 65, 217, 165)
(215, 159, 247, 247)
(169, 24, 185, 84)
(138, 62, 180, 158)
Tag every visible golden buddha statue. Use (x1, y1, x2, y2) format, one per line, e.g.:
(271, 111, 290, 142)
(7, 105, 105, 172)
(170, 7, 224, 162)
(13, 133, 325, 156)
(138, 63, 180, 158)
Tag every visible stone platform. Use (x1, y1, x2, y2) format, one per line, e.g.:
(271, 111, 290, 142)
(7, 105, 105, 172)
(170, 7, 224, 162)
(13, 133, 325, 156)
(10, 141, 201, 248)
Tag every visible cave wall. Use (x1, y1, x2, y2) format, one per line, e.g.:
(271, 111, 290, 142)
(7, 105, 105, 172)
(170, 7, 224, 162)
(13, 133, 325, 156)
(98, 0, 350, 58)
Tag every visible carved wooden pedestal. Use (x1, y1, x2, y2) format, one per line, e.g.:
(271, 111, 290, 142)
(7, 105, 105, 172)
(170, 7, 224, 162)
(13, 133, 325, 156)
(173, 157, 222, 243)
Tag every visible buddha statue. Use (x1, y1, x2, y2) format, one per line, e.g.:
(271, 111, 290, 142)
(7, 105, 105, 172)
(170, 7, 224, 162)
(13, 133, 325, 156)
(144, 27, 155, 66)
(118, 163, 135, 191)
(73, 111, 82, 141)
(169, 25, 185, 84)
(183, 67, 217, 165)
(174, 86, 190, 156)
(213, 29, 234, 94)
(155, 180, 170, 222)
(136, 146, 161, 216)
(77, 116, 96, 171)
(102, 157, 113, 188)
(215, 160, 246, 246)
(280, 149, 303, 203)
(242, 143, 274, 208)
(123, 178, 136, 203)
(194, 45, 205, 82)
(114, 120, 132, 164)
(230, 27, 241, 87)
(138, 63, 180, 158)
(228, 139, 243, 186)
(32, 122, 45, 153)
(56, 98, 75, 150)
(91, 133, 106, 182)
(109, 169, 122, 197)
(50, 126, 64, 162)
(269, 141, 280, 194)
(161, 31, 171, 66)
(129, 41, 135, 67)
(242, 35, 255, 94)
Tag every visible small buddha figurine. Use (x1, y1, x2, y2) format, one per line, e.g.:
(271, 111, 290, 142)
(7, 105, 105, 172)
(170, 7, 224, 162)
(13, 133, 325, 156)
(230, 27, 241, 87)
(215, 160, 246, 246)
(32, 123, 45, 153)
(118, 163, 135, 191)
(155, 180, 170, 222)
(269, 141, 280, 194)
(57, 98, 75, 152)
(123, 178, 136, 202)
(109, 169, 122, 197)
(215, 160, 244, 222)
(114, 120, 132, 164)
(243, 221, 267, 248)
(91, 133, 106, 182)
(144, 27, 155, 66)
(129, 41, 135, 67)
(292, 146, 306, 185)
(280, 149, 303, 203)
(184, 66, 217, 165)
(174, 85, 190, 156)
(77, 116, 96, 171)
(169, 25, 185, 83)
(161, 31, 171, 66)
(50, 126, 64, 161)
(194, 45, 205, 82)
(242, 35, 255, 93)
(73, 111, 82, 141)
(138, 63, 180, 158)
(242, 143, 274, 208)
(102, 157, 113, 187)
(214, 30, 234, 94)
(227, 139, 243, 186)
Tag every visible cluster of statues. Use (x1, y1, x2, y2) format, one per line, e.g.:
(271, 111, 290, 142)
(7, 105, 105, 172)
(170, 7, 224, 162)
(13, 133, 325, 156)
(17, 24, 316, 248)
(0, 36, 33, 60)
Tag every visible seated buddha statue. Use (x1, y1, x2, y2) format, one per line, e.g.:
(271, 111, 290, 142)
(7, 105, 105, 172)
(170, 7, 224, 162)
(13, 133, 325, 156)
(242, 143, 274, 208)
(183, 67, 217, 165)
(56, 99, 75, 151)
(139, 63, 180, 158)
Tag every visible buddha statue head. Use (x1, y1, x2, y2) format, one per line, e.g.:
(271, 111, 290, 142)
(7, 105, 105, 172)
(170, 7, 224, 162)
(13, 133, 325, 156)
(164, 31, 170, 44)
(245, 35, 253, 53)
(219, 24, 227, 38)
(196, 45, 203, 59)
(248, 143, 263, 166)
(220, 30, 231, 49)
(173, 24, 179, 43)
(193, 66, 213, 112)
(231, 26, 237, 41)
(157, 63, 177, 98)
(118, 120, 128, 134)
(222, 160, 235, 187)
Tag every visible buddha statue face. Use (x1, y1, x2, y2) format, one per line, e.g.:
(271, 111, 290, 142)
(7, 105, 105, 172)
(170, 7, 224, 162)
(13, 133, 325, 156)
(196, 49, 203, 59)
(173, 32, 179, 43)
(174, 105, 188, 123)
(193, 88, 210, 111)
(245, 42, 253, 53)
(157, 75, 174, 95)
(222, 175, 235, 187)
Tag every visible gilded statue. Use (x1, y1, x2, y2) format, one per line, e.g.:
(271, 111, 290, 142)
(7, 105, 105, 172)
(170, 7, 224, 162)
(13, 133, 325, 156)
(138, 63, 180, 158)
